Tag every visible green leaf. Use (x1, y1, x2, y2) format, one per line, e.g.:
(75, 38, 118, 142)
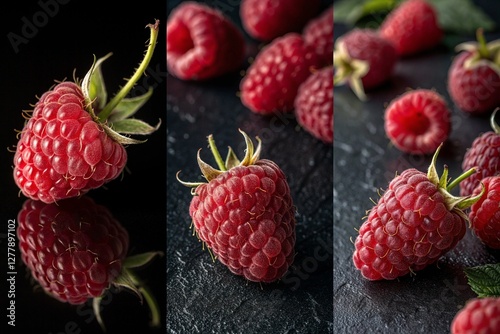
(108, 87, 154, 122)
(427, 0, 495, 35)
(464, 263, 500, 298)
(123, 251, 163, 269)
(111, 118, 161, 135)
(333, 0, 495, 35)
(334, 0, 367, 25)
(334, 0, 396, 26)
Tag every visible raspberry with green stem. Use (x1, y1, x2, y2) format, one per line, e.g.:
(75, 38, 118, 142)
(353, 144, 484, 280)
(13, 19, 162, 203)
(177, 129, 297, 283)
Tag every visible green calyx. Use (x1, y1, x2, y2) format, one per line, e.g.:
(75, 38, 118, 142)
(93, 251, 164, 332)
(82, 19, 161, 145)
(427, 143, 485, 222)
(455, 28, 500, 76)
(333, 39, 370, 101)
(177, 129, 262, 190)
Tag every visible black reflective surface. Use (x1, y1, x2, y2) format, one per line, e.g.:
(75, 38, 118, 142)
(333, 1, 500, 333)
(1, 1, 166, 333)
(167, 1, 333, 333)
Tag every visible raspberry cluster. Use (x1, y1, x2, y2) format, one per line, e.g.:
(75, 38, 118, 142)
(336, 1, 500, 332)
(334, 0, 442, 101)
(166, 1, 333, 144)
(166, 1, 334, 285)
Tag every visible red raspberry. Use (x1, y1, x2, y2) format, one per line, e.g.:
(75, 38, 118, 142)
(177, 130, 297, 283)
(352, 145, 482, 280)
(294, 66, 333, 144)
(447, 29, 500, 114)
(303, 5, 333, 67)
(460, 109, 500, 197)
(17, 196, 162, 329)
(469, 176, 500, 249)
(13, 22, 161, 204)
(240, 33, 321, 115)
(384, 89, 451, 155)
(17, 196, 129, 305)
(166, 1, 245, 80)
(451, 297, 500, 334)
(240, 0, 321, 42)
(379, 0, 443, 57)
(13, 82, 127, 203)
(334, 28, 397, 101)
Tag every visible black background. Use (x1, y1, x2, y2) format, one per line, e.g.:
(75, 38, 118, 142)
(166, 1, 333, 333)
(0, 1, 166, 333)
(334, 1, 500, 333)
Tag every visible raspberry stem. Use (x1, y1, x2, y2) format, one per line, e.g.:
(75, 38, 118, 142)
(447, 168, 477, 192)
(98, 20, 160, 122)
(123, 268, 161, 328)
(476, 28, 490, 59)
(427, 143, 484, 212)
(207, 134, 227, 171)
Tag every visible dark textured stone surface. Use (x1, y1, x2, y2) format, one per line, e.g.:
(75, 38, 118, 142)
(167, 1, 333, 333)
(333, 2, 500, 333)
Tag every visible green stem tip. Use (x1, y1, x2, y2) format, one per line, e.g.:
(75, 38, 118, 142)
(125, 268, 161, 328)
(447, 167, 477, 192)
(207, 135, 227, 172)
(476, 27, 490, 59)
(98, 19, 160, 121)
